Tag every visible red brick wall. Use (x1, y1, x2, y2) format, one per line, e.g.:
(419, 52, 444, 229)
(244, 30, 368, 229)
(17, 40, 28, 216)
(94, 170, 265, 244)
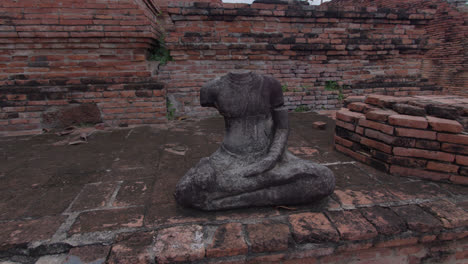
(0, 0, 166, 135)
(326, 0, 468, 96)
(158, 1, 442, 118)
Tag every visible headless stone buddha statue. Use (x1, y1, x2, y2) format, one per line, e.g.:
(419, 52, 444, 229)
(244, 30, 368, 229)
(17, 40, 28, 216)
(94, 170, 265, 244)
(174, 71, 335, 211)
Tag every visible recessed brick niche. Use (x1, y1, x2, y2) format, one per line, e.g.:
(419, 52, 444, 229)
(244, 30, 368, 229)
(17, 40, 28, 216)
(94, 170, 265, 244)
(335, 95, 468, 185)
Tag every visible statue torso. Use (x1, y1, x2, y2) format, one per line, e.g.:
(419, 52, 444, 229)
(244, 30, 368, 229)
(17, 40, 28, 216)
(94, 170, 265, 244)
(200, 72, 283, 155)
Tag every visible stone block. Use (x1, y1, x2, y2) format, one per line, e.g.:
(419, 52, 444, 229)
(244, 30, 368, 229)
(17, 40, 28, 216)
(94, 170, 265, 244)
(327, 210, 377, 241)
(361, 207, 406, 236)
(206, 223, 248, 258)
(289, 212, 339, 244)
(246, 221, 290, 253)
(391, 205, 442, 233)
(154, 225, 205, 263)
(421, 200, 468, 229)
(427, 116, 463, 133)
(365, 109, 397, 122)
(392, 103, 426, 116)
(388, 115, 428, 129)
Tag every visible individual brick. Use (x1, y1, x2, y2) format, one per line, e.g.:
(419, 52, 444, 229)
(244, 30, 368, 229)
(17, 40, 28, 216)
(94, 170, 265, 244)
(359, 119, 394, 135)
(246, 221, 290, 253)
(437, 133, 468, 145)
(421, 200, 468, 229)
(348, 102, 376, 113)
(391, 205, 442, 233)
(426, 161, 459, 173)
(361, 137, 392, 154)
(334, 135, 353, 148)
(365, 109, 398, 122)
(360, 207, 406, 236)
(107, 232, 154, 264)
(344, 96, 365, 106)
(327, 210, 377, 241)
(395, 127, 436, 140)
(336, 109, 365, 123)
(388, 115, 428, 129)
(312, 121, 326, 130)
(289, 212, 339, 243)
(355, 126, 364, 135)
(456, 155, 468, 166)
(449, 175, 468, 185)
(415, 140, 440, 150)
(441, 143, 468, 155)
(392, 103, 426, 116)
(206, 223, 248, 258)
(393, 147, 455, 162)
(336, 120, 355, 131)
(390, 165, 450, 181)
(365, 129, 397, 145)
(426, 104, 461, 120)
(427, 116, 463, 133)
(390, 156, 427, 168)
(335, 144, 369, 163)
(347, 102, 366, 113)
(154, 225, 205, 263)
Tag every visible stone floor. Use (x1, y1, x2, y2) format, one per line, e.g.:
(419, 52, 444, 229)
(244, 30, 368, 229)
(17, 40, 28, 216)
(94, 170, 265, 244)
(0, 113, 467, 264)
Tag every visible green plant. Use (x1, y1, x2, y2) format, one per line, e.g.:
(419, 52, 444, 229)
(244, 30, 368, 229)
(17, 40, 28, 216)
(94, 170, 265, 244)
(149, 34, 172, 65)
(325, 81, 347, 101)
(281, 84, 289, 92)
(294, 105, 310, 112)
(166, 98, 175, 120)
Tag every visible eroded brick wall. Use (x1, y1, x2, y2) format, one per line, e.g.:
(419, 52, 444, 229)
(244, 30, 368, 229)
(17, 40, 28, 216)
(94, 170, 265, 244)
(0, 0, 166, 135)
(158, 1, 442, 118)
(327, 0, 468, 96)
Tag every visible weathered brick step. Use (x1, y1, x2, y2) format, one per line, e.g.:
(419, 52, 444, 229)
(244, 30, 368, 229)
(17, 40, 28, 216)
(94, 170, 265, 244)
(4, 198, 466, 263)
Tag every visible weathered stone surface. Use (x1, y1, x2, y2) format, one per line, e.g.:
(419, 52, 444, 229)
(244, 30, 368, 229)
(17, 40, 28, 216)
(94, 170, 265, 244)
(68, 207, 144, 234)
(421, 200, 468, 229)
(70, 182, 117, 212)
(153, 225, 205, 263)
(393, 103, 426, 116)
(206, 223, 248, 258)
(327, 210, 377, 241)
(113, 179, 153, 207)
(65, 244, 111, 264)
(246, 221, 290, 253)
(175, 72, 335, 211)
(361, 207, 406, 235)
(107, 232, 154, 264)
(0, 216, 65, 249)
(392, 205, 442, 233)
(289, 212, 339, 243)
(42, 103, 102, 129)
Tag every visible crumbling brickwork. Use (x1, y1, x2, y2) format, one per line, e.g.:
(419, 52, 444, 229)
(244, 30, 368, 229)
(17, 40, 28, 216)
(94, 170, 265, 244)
(158, 1, 442, 118)
(1, 0, 466, 135)
(0, 0, 166, 136)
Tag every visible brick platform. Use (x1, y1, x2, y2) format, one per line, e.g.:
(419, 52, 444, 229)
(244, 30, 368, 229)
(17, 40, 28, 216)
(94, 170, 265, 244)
(0, 113, 467, 263)
(335, 95, 468, 185)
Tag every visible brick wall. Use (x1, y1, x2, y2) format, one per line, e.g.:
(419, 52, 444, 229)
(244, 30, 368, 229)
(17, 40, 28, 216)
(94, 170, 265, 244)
(1, 0, 466, 135)
(326, 0, 468, 96)
(335, 94, 468, 185)
(0, 0, 166, 136)
(157, 1, 443, 118)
